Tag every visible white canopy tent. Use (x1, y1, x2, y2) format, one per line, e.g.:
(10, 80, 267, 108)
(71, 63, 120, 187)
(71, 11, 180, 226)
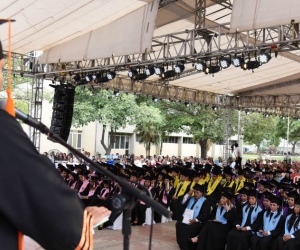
(0, 0, 300, 96)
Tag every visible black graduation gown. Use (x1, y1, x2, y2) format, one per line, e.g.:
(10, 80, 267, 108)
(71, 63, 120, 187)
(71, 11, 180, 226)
(205, 183, 222, 207)
(0, 109, 86, 250)
(176, 197, 211, 250)
(154, 186, 172, 222)
(273, 216, 300, 250)
(197, 206, 237, 250)
(250, 211, 285, 250)
(227, 206, 263, 250)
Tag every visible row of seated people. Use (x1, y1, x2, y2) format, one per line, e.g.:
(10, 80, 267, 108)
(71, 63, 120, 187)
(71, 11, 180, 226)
(176, 184, 300, 250)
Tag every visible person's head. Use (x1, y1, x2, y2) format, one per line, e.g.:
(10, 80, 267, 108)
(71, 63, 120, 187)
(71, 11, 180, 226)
(287, 191, 298, 207)
(193, 184, 205, 199)
(294, 197, 300, 215)
(248, 190, 257, 205)
(225, 173, 233, 181)
(239, 188, 249, 202)
(164, 175, 171, 186)
(144, 177, 151, 187)
(130, 173, 137, 183)
(219, 193, 231, 206)
(171, 169, 178, 177)
(269, 196, 281, 212)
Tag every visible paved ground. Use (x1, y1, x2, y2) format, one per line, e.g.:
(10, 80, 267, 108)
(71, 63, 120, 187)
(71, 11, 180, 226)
(24, 221, 179, 250)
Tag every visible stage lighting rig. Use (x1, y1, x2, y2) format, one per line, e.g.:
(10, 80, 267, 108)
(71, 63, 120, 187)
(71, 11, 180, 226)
(107, 71, 116, 80)
(154, 66, 164, 75)
(145, 67, 155, 76)
(174, 64, 185, 74)
(219, 57, 231, 69)
(128, 69, 138, 78)
(194, 61, 207, 72)
(161, 70, 176, 79)
(205, 66, 220, 76)
(258, 50, 271, 64)
(232, 56, 244, 67)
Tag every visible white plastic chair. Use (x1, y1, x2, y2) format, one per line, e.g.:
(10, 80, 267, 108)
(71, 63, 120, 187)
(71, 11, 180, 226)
(143, 207, 156, 225)
(107, 213, 123, 230)
(161, 207, 172, 223)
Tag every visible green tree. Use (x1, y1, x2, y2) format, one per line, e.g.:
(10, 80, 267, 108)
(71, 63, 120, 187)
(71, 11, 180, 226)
(275, 118, 300, 155)
(72, 88, 140, 154)
(134, 104, 164, 156)
(158, 102, 238, 158)
(242, 113, 278, 153)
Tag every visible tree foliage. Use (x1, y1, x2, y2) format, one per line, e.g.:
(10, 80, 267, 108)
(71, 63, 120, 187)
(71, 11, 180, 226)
(275, 118, 300, 154)
(242, 113, 279, 152)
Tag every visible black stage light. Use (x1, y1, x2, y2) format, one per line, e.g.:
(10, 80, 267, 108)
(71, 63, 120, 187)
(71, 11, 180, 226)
(95, 73, 109, 84)
(205, 66, 220, 76)
(152, 96, 158, 102)
(174, 64, 185, 74)
(242, 60, 260, 71)
(232, 56, 244, 67)
(128, 69, 138, 78)
(113, 90, 120, 97)
(132, 73, 147, 81)
(185, 101, 190, 107)
(161, 70, 176, 79)
(154, 66, 164, 75)
(145, 67, 155, 76)
(258, 53, 271, 64)
(212, 106, 218, 111)
(245, 109, 251, 115)
(107, 71, 116, 80)
(194, 62, 207, 72)
(219, 58, 231, 69)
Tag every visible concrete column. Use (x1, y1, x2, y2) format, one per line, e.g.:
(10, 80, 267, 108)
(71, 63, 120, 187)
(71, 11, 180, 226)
(131, 132, 136, 155)
(178, 136, 183, 157)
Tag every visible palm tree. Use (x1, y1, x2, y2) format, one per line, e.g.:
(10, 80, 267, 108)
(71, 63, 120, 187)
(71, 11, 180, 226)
(135, 123, 161, 156)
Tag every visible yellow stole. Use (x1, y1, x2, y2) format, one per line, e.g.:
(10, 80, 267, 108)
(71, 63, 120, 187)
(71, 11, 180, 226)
(235, 177, 246, 194)
(174, 181, 191, 197)
(205, 173, 210, 183)
(206, 176, 222, 196)
(173, 176, 179, 188)
(223, 180, 235, 188)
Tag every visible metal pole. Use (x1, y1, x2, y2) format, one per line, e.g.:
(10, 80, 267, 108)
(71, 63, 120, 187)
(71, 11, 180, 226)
(237, 110, 241, 143)
(287, 116, 290, 154)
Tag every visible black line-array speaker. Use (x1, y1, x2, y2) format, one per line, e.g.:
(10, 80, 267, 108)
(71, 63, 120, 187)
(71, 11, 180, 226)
(49, 84, 75, 142)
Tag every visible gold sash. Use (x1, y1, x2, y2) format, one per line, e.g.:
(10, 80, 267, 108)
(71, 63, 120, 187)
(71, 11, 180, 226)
(206, 176, 222, 196)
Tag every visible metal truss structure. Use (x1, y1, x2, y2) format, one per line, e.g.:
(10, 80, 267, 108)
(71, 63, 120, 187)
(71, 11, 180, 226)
(222, 108, 232, 165)
(30, 76, 44, 152)
(33, 22, 299, 78)
(2, 17, 300, 150)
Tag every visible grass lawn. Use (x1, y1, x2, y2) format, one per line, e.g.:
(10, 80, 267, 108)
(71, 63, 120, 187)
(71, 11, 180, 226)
(242, 153, 300, 161)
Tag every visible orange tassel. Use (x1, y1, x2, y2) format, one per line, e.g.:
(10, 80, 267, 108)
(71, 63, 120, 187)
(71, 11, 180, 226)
(5, 19, 15, 117)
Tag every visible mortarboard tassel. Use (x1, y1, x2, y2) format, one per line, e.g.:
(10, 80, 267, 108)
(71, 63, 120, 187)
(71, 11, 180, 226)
(5, 19, 15, 117)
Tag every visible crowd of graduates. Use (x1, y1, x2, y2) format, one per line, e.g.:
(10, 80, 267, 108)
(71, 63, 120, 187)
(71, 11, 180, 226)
(54, 152, 300, 250)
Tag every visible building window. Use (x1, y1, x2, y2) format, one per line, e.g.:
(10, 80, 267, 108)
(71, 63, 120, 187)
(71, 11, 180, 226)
(163, 137, 178, 143)
(68, 131, 82, 151)
(111, 134, 130, 149)
(136, 134, 142, 143)
(183, 137, 195, 144)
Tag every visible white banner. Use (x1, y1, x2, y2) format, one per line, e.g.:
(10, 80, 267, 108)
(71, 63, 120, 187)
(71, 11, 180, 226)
(230, 0, 300, 32)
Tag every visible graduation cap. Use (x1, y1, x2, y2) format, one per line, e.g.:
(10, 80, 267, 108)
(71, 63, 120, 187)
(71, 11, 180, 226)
(287, 191, 299, 200)
(180, 170, 189, 177)
(211, 168, 220, 176)
(130, 172, 137, 177)
(281, 186, 293, 193)
(237, 169, 244, 176)
(269, 179, 279, 188)
(254, 167, 262, 172)
(66, 164, 75, 171)
(69, 172, 78, 179)
(171, 167, 179, 173)
(223, 165, 232, 173)
(193, 184, 205, 193)
(224, 171, 234, 177)
(243, 167, 251, 173)
(102, 179, 111, 185)
(262, 191, 273, 201)
(163, 174, 172, 181)
(205, 164, 212, 172)
(248, 189, 257, 198)
(243, 182, 255, 190)
(239, 188, 249, 196)
(57, 164, 65, 171)
(221, 190, 234, 200)
(269, 195, 281, 205)
(144, 176, 152, 181)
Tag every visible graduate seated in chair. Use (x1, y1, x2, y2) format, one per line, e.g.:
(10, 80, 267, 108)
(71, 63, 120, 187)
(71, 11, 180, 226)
(227, 189, 263, 250)
(175, 184, 210, 250)
(250, 195, 285, 250)
(273, 195, 300, 250)
(191, 190, 237, 250)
